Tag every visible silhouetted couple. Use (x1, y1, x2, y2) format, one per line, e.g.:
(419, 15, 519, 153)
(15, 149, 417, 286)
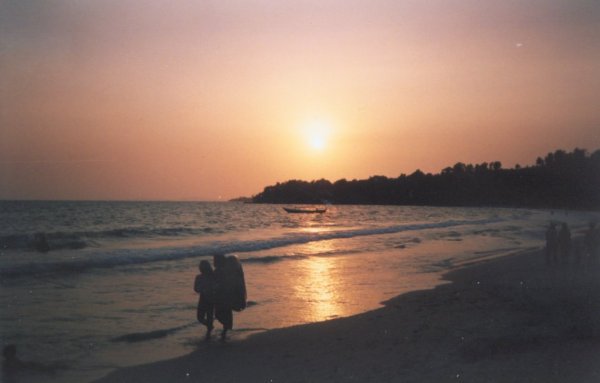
(545, 222, 572, 265)
(194, 254, 247, 341)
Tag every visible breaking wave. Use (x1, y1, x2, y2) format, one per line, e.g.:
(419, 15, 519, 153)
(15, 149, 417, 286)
(0, 218, 501, 278)
(0, 226, 216, 252)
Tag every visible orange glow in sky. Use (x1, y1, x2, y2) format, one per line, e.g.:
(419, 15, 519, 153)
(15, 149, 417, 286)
(1, 0, 599, 200)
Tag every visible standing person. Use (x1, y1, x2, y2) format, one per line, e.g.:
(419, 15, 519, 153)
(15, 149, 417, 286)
(213, 254, 233, 341)
(225, 255, 247, 312)
(558, 223, 571, 265)
(545, 223, 558, 265)
(194, 260, 216, 340)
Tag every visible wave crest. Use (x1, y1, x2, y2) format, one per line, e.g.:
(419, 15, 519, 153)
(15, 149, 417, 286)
(0, 218, 501, 277)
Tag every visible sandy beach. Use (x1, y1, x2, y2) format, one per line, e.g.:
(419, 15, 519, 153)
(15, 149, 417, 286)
(94, 243, 600, 383)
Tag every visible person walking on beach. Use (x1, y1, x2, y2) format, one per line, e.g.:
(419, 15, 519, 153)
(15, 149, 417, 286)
(584, 222, 599, 265)
(225, 255, 247, 311)
(558, 223, 571, 265)
(212, 254, 248, 341)
(213, 254, 233, 341)
(545, 223, 558, 265)
(194, 260, 217, 340)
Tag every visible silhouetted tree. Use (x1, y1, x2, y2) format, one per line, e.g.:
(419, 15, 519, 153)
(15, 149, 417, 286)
(251, 148, 600, 209)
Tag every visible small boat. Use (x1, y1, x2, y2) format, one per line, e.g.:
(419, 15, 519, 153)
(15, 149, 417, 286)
(283, 207, 327, 214)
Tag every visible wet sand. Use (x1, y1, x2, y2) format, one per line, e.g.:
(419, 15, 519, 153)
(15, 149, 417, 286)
(94, 246, 600, 383)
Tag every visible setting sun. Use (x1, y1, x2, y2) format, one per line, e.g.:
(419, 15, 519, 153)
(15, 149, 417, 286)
(309, 133, 326, 150)
(304, 119, 332, 152)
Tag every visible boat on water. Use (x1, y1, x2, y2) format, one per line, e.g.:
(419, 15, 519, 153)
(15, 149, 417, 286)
(283, 207, 327, 214)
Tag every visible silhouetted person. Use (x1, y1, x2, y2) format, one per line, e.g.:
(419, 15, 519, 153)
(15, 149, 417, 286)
(212, 254, 248, 341)
(584, 222, 599, 265)
(225, 255, 247, 312)
(213, 254, 233, 341)
(545, 223, 559, 265)
(194, 260, 216, 340)
(558, 223, 571, 264)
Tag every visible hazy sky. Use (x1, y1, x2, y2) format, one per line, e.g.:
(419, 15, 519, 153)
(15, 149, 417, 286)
(1, 0, 599, 200)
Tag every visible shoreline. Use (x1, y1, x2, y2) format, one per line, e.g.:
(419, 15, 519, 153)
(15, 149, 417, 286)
(94, 246, 600, 383)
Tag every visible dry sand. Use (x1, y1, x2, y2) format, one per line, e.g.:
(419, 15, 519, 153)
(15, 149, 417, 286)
(95, 247, 600, 383)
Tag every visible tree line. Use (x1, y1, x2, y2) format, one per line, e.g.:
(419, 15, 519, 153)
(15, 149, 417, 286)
(251, 148, 600, 209)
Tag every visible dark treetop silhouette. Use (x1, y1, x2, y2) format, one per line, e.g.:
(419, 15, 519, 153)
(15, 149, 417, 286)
(252, 148, 600, 210)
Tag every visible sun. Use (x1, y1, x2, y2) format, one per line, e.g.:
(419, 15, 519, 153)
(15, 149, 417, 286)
(309, 133, 326, 150)
(304, 119, 331, 151)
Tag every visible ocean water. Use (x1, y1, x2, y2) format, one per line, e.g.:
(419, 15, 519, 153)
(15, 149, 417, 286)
(0, 201, 597, 383)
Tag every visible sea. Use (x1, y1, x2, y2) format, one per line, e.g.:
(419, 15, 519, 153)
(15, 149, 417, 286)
(0, 201, 598, 383)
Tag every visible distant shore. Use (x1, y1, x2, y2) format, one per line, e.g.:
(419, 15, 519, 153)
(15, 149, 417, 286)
(94, 243, 600, 383)
(251, 149, 600, 210)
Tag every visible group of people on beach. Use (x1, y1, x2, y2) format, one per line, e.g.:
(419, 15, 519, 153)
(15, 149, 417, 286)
(545, 221, 599, 266)
(193, 254, 247, 341)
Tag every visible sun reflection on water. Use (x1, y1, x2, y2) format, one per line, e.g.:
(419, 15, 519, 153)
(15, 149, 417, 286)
(293, 241, 346, 322)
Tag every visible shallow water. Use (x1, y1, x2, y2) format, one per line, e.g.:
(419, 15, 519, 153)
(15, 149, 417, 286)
(0, 202, 597, 383)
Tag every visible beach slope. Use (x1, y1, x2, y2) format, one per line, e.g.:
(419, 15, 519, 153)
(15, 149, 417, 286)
(95, 249, 600, 383)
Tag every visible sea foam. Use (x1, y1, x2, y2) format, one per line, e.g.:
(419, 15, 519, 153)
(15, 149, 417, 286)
(0, 218, 501, 277)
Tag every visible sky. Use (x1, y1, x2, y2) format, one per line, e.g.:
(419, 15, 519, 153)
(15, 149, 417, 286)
(1, 0, 599, 201)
